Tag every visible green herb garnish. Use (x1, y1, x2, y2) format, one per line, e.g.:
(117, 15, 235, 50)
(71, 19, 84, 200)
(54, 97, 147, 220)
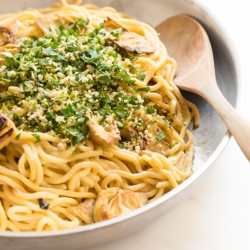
(32, 134, 41, 143)
(156, 131, 166, 141)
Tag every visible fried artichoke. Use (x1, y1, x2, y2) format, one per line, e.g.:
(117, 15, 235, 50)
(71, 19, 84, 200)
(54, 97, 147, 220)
(0, 113, 16, 150)
(94, 187, 148, 222)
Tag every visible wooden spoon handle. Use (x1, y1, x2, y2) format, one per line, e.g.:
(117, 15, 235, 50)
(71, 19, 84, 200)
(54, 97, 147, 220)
(200, 84, 250, 161)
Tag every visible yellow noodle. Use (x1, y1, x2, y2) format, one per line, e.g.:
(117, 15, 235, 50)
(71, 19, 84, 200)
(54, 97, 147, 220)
(0, 0, 199, 231)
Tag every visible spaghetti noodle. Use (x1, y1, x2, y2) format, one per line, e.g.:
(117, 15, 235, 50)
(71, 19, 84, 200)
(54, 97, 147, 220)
(0, 0, 199, 231)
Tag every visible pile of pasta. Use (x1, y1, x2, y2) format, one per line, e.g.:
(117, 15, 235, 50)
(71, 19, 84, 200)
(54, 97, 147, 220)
(0, 0, 199, 231)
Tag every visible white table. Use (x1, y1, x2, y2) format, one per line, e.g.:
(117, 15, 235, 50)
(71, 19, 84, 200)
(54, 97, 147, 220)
(90, 1, 250, 249)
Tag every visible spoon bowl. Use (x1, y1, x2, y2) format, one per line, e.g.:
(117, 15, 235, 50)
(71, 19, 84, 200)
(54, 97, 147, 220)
(156, 15, 250, 161)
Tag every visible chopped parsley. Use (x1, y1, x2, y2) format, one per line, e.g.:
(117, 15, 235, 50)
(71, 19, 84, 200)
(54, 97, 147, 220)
(146, 106, 155, 114)
(170, 142, 179, 148)
(15, 133, 22, 140)
(156, 131, 166, 141)
(0, 19, 174, 152)
(32, 134, 41, 143)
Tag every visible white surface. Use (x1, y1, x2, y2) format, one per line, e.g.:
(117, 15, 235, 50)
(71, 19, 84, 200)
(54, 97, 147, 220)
(88, 0, 250, 249)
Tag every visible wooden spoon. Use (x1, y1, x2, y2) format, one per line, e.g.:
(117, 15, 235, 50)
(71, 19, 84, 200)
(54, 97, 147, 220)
(156, 15, 250, 161)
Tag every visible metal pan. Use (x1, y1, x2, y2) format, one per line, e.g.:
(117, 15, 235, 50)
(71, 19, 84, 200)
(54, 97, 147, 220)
(0, 0, 244, 249)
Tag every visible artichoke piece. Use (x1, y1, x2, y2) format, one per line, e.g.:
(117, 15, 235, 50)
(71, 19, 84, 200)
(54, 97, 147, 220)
(176, 152, 189, 172)
(35, 16, 64, 36)
(144, 120, 170, 156)
(144, 139, 170, 156)
(120, 126, 144, 150)
(120, 113, 171, 155)
(67, 199, 95, 224)
(86, 118, 120, 146)
(104, 17, 155, 54)
(0, 27, 15, 46)
(94, 187, 148, 222)
(120, 126, 137, 140)
(0, 113, 16, 150)
(114, 32, 155, 54)
(104, 17, 128, 32)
